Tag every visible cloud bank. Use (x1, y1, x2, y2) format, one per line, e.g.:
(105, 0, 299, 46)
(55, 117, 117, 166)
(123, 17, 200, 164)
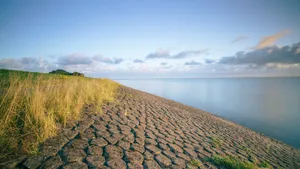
(219, 42, 300, 66)
(133, 59, 144, 63)
(146, 49, 208, 59)
(185, 60, 201, 66)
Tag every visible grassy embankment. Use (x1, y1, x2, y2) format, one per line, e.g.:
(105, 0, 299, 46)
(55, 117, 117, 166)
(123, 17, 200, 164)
(0, 69, 119, 159)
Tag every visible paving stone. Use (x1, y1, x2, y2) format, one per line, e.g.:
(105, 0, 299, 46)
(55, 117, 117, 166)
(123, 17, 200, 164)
(63, 129, 79, 140)
(63, 161, 88, 169)
(144, 160, 162, 169)
(144, 150, 154, 160)
(23, 156, 45, 169)
(146, 145, 161, 155)
(123, 133, 135, 143)
(126, 150, 144, 164)
(173, 158, 186, 167)
(132, 143, 145, 153)
(86, 155, 105, 168)
(145, 138, 157, 145)
(7, 86, 300, 169)
(118, 140, 131, 150)
(90, 137, 108, 147)
(128, 162, 144, 169)
(155, 154, 172, 167)
(168, 143, 183, 153)
(107, 159, 126, 169)
(177, 152, 191, 161)
(64, 148, 86, 162)
(105, 145, 124, 159)
(184, 147, 198, 157)
(106, 136, 120, 144)
(41, 155, 63, 169)
(87, 145, 103, 156)
(71, 139, 89, 149)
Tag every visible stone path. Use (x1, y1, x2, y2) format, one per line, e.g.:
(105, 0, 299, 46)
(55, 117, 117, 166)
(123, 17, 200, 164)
(2, 86, 300, 168)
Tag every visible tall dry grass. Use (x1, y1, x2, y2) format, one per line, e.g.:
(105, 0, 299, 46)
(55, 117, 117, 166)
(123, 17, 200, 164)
(0, 72, 119, 159)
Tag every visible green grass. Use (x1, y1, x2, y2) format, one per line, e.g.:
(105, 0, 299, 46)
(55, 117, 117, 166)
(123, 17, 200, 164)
(0, 69, 119, 160)
(206, 155, 273, 169)
(208, 136, 223, 148)
(189, 159, 202, 167)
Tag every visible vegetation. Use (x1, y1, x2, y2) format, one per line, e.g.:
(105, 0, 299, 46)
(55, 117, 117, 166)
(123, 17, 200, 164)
(49, 69, 84, 77)
(0, 69, 119, 159)
(208, 136, 223, 148)
(189, 159, 202, 167)
(206, 155, 273, 169)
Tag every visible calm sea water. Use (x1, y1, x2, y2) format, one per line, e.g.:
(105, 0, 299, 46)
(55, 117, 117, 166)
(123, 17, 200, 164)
(116, 78, 300, 148)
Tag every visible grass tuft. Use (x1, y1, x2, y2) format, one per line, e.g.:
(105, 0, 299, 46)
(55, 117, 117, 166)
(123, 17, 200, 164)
(206, 155, 273, 169)
(190, 159, 202, 167)
(208, 136, 223, 148)
(0, 69, 119, 160)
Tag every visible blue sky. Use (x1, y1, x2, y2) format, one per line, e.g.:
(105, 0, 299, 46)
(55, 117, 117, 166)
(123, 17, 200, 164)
(1, 0, 300, 78)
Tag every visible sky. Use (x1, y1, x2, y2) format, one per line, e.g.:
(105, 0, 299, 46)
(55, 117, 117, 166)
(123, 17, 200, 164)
(0, 0, 300, 78)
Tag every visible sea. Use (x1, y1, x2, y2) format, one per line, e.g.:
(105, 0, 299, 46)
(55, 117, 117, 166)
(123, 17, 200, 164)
(115, 77, 300, 148)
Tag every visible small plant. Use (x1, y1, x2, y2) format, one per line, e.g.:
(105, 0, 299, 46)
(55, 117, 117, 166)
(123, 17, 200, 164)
(240, 145, 252, 153)
(206, 155, 273, 169)
(208, 136, 223, 148)
(190, 159, 202, 167)
(259, 160, 271, 168)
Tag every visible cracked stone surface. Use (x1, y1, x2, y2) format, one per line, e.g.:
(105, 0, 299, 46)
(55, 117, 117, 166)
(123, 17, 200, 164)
(1, 86, 300, 169)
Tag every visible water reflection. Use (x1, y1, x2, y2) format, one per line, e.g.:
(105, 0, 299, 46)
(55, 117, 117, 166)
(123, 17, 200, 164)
(116, 78, 300, 148)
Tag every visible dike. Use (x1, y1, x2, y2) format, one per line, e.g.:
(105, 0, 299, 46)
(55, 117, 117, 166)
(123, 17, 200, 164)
(1, 86, 300, 169)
